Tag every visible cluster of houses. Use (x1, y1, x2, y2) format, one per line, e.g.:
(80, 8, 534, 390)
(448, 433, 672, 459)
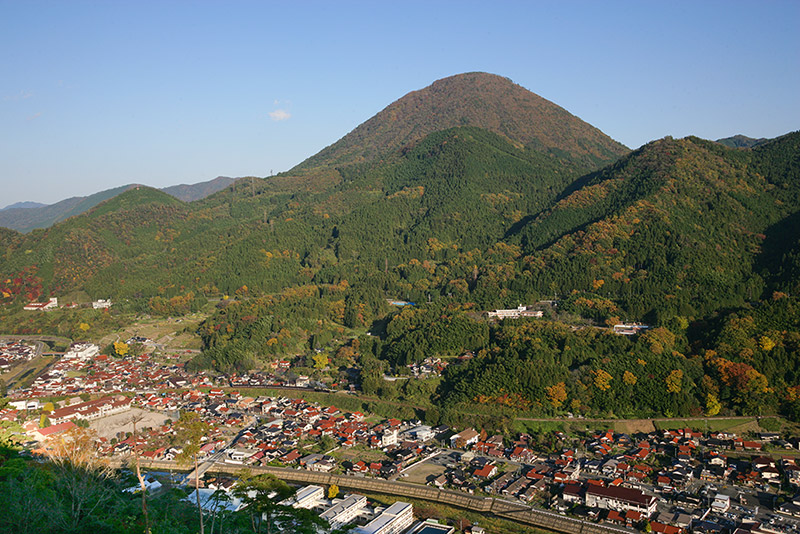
(13, 340, 328, 401)
(9, 339, 800, 534)
(97, 416, 226, 461)
(87, 389, 436, 478)
(406, 356, 447, 378)
(0, 341, 35, 371)
(430, 434, 579, 502)
(190, 397, 446, 478)
(420, 425, 800, 534)
(19, 343, 217, 398)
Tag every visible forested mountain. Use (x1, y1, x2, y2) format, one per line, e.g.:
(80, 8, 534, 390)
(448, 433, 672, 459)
(1, 72, 799, 422)
(0, 176, 236, 233)
(294, 72, 628, 171)
(0, 184, 137, 233)
(510, 134, 800, 319)
(717, 134, 770, 148)
(161, 176, 236, 202)
(0, 201, 47, 211)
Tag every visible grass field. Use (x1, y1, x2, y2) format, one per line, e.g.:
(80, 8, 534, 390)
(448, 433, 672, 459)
(97, 314, 206, 351)
(510, 415, 792, 438)
(329, 444, 388, 464)
(652, 417, 758, 433)
(510, 419, 655, 436)
(401, 460, 446, 485)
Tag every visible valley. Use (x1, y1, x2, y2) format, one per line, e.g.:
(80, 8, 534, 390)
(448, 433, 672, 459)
(1, 72, 799, 534)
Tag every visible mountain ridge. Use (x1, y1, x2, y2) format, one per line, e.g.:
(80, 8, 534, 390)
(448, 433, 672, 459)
(0, 176, 236, 233)
(0, 201, 47, 211)
(716, 134, 770, 148)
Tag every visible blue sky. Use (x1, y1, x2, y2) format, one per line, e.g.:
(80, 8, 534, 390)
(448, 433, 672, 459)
(1, 1, 798, 207)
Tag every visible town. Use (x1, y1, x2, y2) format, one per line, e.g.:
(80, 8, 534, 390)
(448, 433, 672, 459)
(2, 339, 800, 534)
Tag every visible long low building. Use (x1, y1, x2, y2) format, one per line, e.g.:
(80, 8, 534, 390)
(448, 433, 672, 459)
(354, 502, 414, 534)
(49, 395, 132, 424)
(320, 494, 368, 529)
(487, 305, 543, 319)
(585, 485, 657, 516)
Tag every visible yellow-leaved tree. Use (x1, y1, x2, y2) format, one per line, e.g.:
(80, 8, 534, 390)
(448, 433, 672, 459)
(328, 484, 339, 499)
(545, 382, 567, 408)
(113, 341, 129, 356)
(592, 369, 613, 391)
(312, 353, 329, 370)
(705, 393, 722, 416)
(665, 370, 684, 394)
(623, 371, 638, 386)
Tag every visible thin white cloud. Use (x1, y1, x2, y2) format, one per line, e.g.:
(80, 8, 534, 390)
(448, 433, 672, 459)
(4, 90, 32, 101)
(269, 109, 291, 121)
(27, 112, 42, 121)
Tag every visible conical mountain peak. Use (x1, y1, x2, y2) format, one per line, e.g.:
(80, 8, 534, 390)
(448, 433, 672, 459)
(295, 72, 628, 171)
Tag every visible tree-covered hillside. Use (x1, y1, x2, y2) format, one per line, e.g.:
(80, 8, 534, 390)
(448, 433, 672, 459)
(0, 72, 798, 422)
(294, 72, 628, 171)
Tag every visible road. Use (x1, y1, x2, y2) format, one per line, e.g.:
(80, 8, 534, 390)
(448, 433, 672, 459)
(514, 415, 761, 423)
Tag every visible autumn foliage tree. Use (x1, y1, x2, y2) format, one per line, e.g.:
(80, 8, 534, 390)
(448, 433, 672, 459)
(592, 369, 613, 391)
(546, 382, 567, 408)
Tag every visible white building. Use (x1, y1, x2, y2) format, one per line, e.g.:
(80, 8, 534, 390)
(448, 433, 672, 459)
(23, 297, 58, 311)
(381, 428, 399, 448)
(320, 494, 368, 529)
(613, 323, 650, 335)
(283, 485, 324, 509)
(487, 305, 543, 319)
(9, 399, 40, 410)
(712, 494, 731, 513)
(585, 485, 657, 516)
(65, 343, 100, 360)
(227, 448, 255, 463)
(92, 299, 113, 309)
(404, 425, 434, 442)
(355, 502, 414, 534)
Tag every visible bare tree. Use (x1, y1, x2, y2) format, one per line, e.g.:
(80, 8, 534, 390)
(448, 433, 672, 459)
(45, 426, 116, 532)
(174, 411, 209, 534)
(129, 413, 150, 534)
